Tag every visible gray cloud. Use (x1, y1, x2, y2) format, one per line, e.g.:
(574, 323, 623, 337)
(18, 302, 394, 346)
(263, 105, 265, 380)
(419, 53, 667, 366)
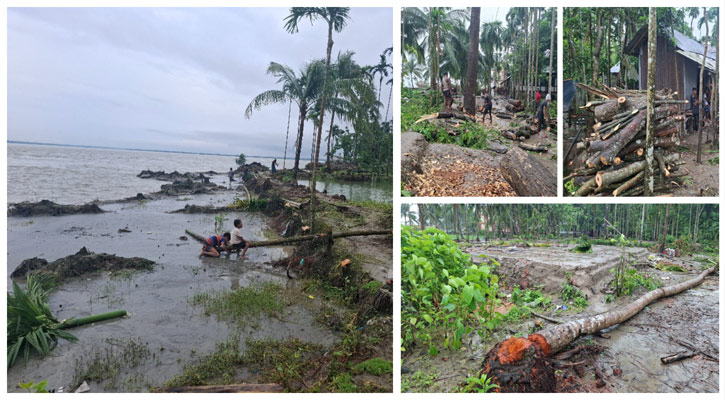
(8, 7, 393, 156)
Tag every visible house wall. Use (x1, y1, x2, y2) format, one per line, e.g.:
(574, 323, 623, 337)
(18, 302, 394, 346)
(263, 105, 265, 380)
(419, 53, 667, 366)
(638, 35, 684, 95)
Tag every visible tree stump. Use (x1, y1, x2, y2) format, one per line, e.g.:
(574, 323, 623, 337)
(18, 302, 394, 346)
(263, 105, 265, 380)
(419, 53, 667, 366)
(481, 334, 556, 392)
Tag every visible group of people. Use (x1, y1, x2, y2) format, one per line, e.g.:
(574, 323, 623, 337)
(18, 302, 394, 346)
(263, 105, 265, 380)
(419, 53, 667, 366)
(199, 218, 250, 258)
(439, 72, 551, 138)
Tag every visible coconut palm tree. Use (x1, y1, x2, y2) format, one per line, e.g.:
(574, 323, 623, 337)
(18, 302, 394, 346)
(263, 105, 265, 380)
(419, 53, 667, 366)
(245, 61, 324, 179)
(284, 7, 351, 202)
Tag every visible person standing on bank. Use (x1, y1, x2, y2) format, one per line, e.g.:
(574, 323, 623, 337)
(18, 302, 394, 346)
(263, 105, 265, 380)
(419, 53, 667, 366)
(536, 93, 551, 138)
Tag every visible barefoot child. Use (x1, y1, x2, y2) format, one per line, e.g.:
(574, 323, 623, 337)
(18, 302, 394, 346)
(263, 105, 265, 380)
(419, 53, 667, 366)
(230, 218, 250, 257)
(200, 233, 231, 257)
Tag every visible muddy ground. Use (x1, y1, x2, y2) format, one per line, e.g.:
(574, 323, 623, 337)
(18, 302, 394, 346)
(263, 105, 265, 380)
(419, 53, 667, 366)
(402, 96, 556, 197)
(402, 242, 718, 393)
(7, 182, 392, 392)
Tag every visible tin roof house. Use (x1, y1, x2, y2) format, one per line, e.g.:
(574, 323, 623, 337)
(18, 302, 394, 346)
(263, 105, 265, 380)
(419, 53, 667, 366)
(623, 27, 716, 97)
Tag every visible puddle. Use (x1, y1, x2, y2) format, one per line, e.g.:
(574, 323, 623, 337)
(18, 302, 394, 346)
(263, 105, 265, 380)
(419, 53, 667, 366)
(7, 194, 341, 392)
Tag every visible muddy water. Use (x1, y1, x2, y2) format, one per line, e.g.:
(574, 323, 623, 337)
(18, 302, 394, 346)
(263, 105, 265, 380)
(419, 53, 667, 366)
(7, 194, 339, 392)
(297, 178, 392, 204)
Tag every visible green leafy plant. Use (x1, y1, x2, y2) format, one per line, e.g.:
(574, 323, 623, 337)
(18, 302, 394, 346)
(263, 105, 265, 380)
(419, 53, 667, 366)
(560, 273, 588, 310)
(213, 212, 228, 234)
(18, 380, 49, 393)
(569, 237, 592, 253)
(462, 373, 499, 393)
(401, 226, 502, 354)
(235, 153, 246, 166)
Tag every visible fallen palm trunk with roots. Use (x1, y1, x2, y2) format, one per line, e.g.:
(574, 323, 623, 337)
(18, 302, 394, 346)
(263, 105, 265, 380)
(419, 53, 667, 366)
(480, 267, 716, 392)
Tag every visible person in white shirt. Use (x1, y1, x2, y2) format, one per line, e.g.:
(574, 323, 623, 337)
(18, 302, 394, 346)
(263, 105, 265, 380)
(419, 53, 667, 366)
(230, 218, 250, 257)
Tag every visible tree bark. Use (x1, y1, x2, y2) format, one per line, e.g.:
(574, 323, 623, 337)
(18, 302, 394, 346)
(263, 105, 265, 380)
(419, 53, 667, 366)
(595, 153, 679, 189)
(480, 267, 716, 392)
(696, 7, 708, 163)
(591, 9, 605, 85)
(548, 7, 555, 95)
(499, 147, 556, 196)
(658, 203, 671, 253)
(463, 7, 480, 114)
(645, 7, 657, 195)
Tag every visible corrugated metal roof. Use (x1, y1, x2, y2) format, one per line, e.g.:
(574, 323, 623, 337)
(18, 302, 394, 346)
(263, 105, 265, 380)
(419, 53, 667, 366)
(676, 49, 716, 72)
(624, 27, 717, 60)
(673, 30, 716, 60)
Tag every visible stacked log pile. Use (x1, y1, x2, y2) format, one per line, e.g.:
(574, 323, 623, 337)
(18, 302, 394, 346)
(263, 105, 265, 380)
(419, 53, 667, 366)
(566, 83, 688, 196)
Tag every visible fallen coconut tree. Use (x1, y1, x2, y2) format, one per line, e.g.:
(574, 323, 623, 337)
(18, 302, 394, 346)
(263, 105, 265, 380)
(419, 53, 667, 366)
(499, 147, 557, 197)
(477, 266, 716, 392)
(185, 229, 392, 249)
(7, 277, 127, 367)
(567, 83, 689, 196)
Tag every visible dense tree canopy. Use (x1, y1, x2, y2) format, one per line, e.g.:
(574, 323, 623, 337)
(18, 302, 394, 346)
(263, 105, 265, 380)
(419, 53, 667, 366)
(403, 204, 718, 250)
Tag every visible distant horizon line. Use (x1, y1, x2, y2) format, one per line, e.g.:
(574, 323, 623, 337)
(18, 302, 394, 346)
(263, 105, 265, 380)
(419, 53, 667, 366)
(7, 140, 304, 160)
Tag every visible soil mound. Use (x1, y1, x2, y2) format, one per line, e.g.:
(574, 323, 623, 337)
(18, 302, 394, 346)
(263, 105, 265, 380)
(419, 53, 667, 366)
(157, 178, 226, 196)
(170, 204, 230, 214)
(8, 200, 105, 217)
(11, 247, 155, 282)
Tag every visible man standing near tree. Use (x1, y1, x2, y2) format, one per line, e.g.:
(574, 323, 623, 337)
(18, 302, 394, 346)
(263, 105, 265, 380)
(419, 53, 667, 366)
(690, 87, 699, 133)
(441, 73, 453, 112)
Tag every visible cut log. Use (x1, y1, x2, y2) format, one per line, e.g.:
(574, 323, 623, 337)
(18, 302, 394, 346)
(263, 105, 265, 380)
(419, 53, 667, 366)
(414, 112, 476, 124)
(613, 171, 644, 197)
(654, 151, 670, 177)
(501, 131, 520, 141)
(597, 110, 646, 165)
(185, 229, 391, 249)
(518, 143, 548, 152)
(499, 147, 556, 197)
(595, 153, 679, 189)
(495, 112, 514, 120)
(593, 97, 626, 121)
(480, 267, 715, 392)
(507, 99, 523, 108)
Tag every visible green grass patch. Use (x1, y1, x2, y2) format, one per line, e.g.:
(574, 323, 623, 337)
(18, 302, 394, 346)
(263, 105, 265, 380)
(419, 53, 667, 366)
(165, 337, 243, 387)
(352, 357, 392, 376)
(569, 237, 592, 253)
(330, 372, 358, 392)
(189, 283, 284, 327)
(72, 337, 152, 391)
(243, 339, 324, 390)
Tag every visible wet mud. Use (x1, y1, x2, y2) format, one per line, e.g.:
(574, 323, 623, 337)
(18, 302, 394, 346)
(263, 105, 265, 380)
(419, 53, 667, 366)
(8, 200, 105, 217)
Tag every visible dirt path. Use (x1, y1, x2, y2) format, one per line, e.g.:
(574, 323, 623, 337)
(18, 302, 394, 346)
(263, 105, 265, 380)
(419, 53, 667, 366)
(673, 129, 719, 196)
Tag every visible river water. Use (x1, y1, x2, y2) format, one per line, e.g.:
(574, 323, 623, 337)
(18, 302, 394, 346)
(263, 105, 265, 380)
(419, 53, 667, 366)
(7, 143, 392, 204)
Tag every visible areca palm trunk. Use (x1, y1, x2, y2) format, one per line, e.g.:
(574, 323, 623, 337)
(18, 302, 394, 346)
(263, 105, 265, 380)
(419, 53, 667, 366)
(310, 21, 335, 203)
(293, 105, 307, 180)
(463, 7, 480, 114)
(325, 107, 336, 171)
(548, 7, 554, 94)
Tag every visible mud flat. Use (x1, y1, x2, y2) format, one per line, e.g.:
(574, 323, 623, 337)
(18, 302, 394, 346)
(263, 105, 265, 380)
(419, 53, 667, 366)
(7, 177, 392, 392)
(403, 242, 718, 393)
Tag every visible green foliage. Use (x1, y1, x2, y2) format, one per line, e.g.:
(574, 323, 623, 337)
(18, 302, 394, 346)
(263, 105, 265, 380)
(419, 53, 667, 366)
(560, 273, 588, 309)
(330, 372, 358, 392)
(401, 88, 440, 132)
(235, 153, 246, 166)
(462, 374, 499, 393)
(243, 338, 323, 390)
(401, 226, 502, 353)
(71, 337, 151, 390)
(510, 286, 551, 309)
(213, 212, 228, 234)
(706, 156, 719, 165)
(18, 380, 49, 393)
(610, 267, 661, 297)
(503, 305, 528, 322)
(569, 237, 592, 253)
(165, 337, 243, 387)
(351, 357, 392, 376)
(564, 179, 579, 196)
(7, 277, 77, 368)
(229, 198, 268, 211)
(189, 283, 284, 327)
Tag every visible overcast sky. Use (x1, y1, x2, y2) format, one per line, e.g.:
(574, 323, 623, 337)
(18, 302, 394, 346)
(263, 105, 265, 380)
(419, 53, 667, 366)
(8, 7, 392, 156)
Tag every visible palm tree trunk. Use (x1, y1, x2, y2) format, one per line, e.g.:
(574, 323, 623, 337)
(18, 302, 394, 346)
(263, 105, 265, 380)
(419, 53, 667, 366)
(385, 82, 393, 120)
(310, 21, 335, 204)
(326, 107, 336, 171)
(463, 7, 480, 114)
(548, 7, 554, 95)
(293, 106, 307, 180)
(658, 204, 670, 253)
